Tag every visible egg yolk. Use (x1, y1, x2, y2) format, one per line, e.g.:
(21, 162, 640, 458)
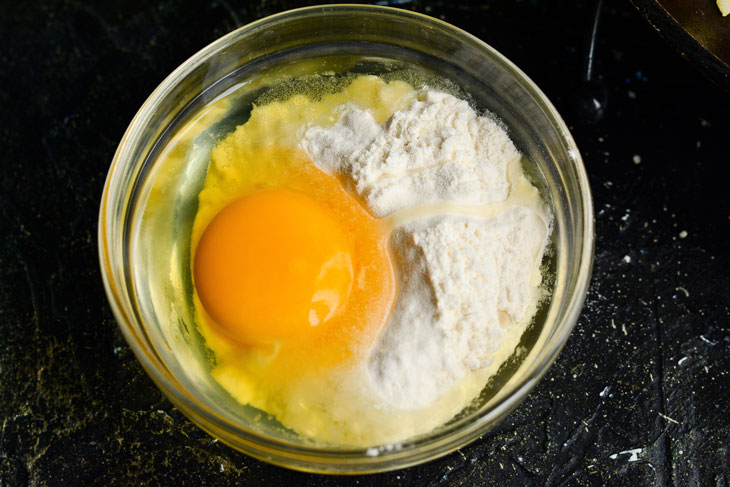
(194, 189, 354, 344)
(192, 146, 394, 378)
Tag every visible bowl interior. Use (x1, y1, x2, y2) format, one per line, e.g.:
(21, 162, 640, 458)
(100, 5, 592, 473)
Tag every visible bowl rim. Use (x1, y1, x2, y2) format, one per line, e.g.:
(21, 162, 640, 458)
(98, 3, 594, 474)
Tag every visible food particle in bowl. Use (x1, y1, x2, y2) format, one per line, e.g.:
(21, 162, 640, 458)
(190, 75, 551, 446)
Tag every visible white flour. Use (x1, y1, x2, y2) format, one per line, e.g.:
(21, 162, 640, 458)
(302, 90, 550, 410)
(303, 91, 518, 217)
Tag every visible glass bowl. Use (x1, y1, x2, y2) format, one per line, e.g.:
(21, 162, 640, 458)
(98, 4, 594, 474)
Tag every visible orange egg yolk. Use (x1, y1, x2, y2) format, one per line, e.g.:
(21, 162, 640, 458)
(194, 189, 354, 344)
(192, 148, 394, 376)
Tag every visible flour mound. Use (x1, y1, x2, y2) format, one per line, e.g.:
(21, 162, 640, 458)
(368, 209, 547, 409)
(302, 89, 550, 411)
(302, 91, 519, 217)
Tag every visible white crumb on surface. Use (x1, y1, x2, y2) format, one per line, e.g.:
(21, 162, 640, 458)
(610, 448, 643, 462)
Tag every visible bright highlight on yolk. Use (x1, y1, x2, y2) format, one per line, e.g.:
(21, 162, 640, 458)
(194, 189, 354, 344)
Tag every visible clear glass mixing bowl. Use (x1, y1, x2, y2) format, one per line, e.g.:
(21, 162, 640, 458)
(98, 4, 594, 473)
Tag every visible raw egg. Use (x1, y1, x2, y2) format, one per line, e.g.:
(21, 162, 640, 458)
(192, 148, 395, 377)
(194, 189, 354, 344)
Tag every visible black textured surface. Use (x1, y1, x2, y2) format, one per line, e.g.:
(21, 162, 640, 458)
(1, 1, 729, 485)
(630, 0, 730, 92)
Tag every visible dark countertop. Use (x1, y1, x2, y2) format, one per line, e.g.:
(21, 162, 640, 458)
(1, 1, 729, 485)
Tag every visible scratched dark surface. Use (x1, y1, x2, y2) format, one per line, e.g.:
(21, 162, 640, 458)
(1, 0, 729, 485)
